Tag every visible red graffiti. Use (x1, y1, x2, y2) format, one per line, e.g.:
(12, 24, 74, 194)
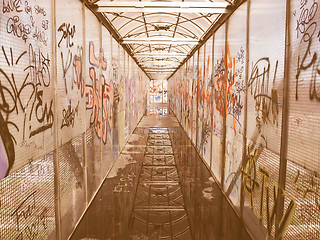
(86, 41, 111, 144)
(214, 44, 243, 136)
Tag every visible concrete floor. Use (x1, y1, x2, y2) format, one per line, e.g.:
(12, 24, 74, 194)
(70, 104, 251, 240)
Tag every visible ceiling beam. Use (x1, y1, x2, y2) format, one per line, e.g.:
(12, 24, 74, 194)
(146, 70, 175, 72)
(140, 60, 180, 63)
(83, 3, 154, 81)
(144, 68, 177, 69)
(122, 38, 198, 45)
(96, 1, 229, 13)
(167, 0, 244, 80)
(134, 52, 187, 57)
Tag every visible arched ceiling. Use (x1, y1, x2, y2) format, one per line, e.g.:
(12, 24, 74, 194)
(86, 0, 241, 81)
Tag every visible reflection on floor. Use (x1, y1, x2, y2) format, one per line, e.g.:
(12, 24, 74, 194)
(70, 105, 251, 240)
(131, 128, 191, 239)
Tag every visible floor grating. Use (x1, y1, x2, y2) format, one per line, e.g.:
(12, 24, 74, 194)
(130, 128, 192, 240)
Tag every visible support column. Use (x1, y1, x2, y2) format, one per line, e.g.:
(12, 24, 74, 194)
(240, 0, 250, 219)
(52, 0, 61, 238)
(275, 0, 291, 238)
(221, 20, 229, 188)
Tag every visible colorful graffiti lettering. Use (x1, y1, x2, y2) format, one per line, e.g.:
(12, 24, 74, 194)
(86, 41, 114, 144)
(214, 44, 244, 136)
(242, 145, 259, 208)
(0, 44, 54, 178)
(241, 145, 297, 239)
(248, 58, 279, 144)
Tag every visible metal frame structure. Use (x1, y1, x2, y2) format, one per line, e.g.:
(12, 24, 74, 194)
(83, 0, 242, 82)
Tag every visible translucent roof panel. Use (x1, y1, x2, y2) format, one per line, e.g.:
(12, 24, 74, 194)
(88, 0, 240, 80)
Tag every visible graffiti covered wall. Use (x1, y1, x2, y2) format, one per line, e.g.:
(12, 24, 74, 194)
(168, 0, 320, 239)
(0, 0, 149, 239)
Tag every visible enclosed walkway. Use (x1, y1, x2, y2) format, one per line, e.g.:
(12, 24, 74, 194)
(1, 0, 320, 239)
(70, 104, 251, 240)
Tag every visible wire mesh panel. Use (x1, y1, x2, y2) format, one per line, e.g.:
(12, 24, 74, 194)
(197, 45, 205, 152)
(171, 70, 180, 121)
(284, 160, 320, 239)
(185, 60, 193, 139)
(111, 38, 120, 160)
(84, 7, 103, 201)
(0, 153, 56, 239)
(180, 64, 187, 130)
(118, 46, 126, 151)
(124, 53, 130, 142)
(285, 0, 320, 238)
(211, 24, 226, 184)
(201, 37, 213, 168)
(58, 135, 86, 240)
(126, 58, 134, 135)
(247, 0, 285, 153)
(241, 0, 286, 238)
(101, 26, 114, 177)
(140, 70, 149, 117)
(129, 64, 139, 133)
(56, 0, 85, 146)
(224, 2, 247, 208)
(85, 127, 102, 201)
(0, 0, 149, 238)
(0, 0, 54, 177)
(191, 55, 198, 146)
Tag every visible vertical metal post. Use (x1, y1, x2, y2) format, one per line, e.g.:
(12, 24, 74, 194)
(162, 79, 164, 103)
(117, 42, 121, 154)
(275, 0, 291, 238)
(240, 0, 250, 219)
(152, 80, 154, 104)
(191, 56, 194, 144)
(121, 48, 125, 148)
(221, 21, 229, 188)
(188, 60, 190, 135)
(195, 50, 200, 149)
(110, 36, 114, 163)
(52, 0, 61, 239)
(201, 43, 206, 156)
(210, 35, 215, 169)
(99, 22, 103, 183)
(82, 2, 88, 206)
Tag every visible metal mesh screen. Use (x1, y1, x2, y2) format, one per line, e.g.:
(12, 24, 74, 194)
(56, 0, 85, 145)
(283, 161, 320, 239)
(86, 127, 101, 201)
(58, 135, 86, 240)
(243, 142, 280, 237)
(0, 153, 56, 240)
(287, 0, 320, 172)
(197, 45, 205, 151)
(202, 37, 213, 167)
(223, 2, 247, 207)
(0, 0, 54, 175)
(211, 24, 226, 184)
(191, 55, 198, 145)
(168, 0, 319, 239)
(285, 0, 320, 238)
